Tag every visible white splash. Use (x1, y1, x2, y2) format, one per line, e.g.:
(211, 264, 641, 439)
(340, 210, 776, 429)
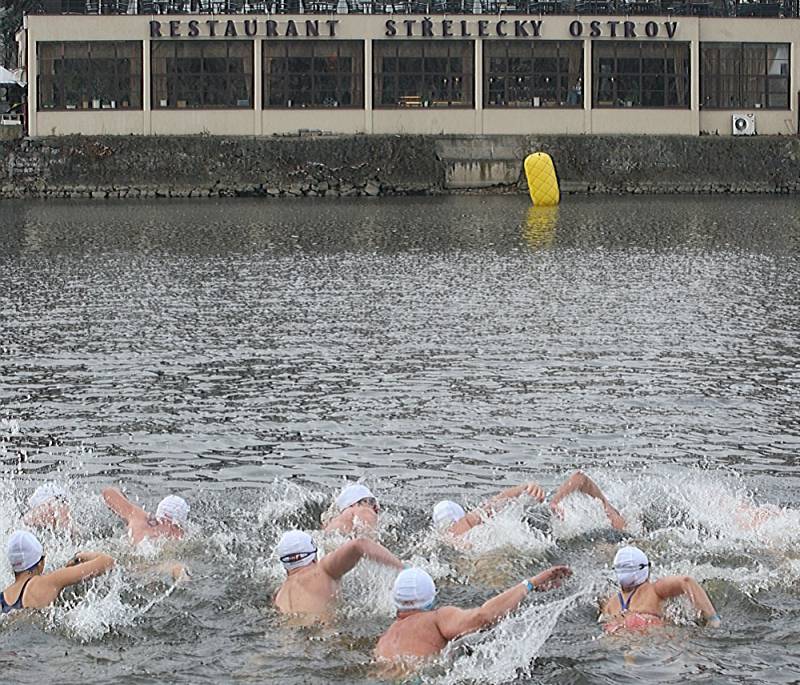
(431, 591, 585, 685)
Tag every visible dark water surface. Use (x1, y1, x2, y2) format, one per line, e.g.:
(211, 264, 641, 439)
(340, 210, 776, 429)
(1, 196, 799, 684)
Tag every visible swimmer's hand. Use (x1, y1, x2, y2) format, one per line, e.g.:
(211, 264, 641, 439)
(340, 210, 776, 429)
(170, 563, 191, 582)
(67, 551, 101, 566)
(706, 613, 721, 629)
(530, 565, 572, 591)
(549, 501, 565, 520)
(524, 483, 546, 503)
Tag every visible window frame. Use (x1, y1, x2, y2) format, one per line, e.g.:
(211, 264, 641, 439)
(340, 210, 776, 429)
(372, 40, 475, 110)
(484, 40, 584, 109)
(36, 41, 143, 112)
(150, 40, 254, 110)
(262, 40, 365, 110)
(700, 42, 790, 110)
(592, 40, 691, 110)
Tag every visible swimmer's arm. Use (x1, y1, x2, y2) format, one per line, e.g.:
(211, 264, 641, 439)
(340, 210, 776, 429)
(320, 539, 403, 580)
(457, 483, 546, 533)
(102, 487, 146, 523)
(478, 483, 546, 514)
(437, 566, 571, 640)
(43, 552, 115, 592)
(653, 575, 719, 624)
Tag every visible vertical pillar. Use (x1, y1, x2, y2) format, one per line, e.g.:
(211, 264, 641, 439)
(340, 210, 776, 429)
(254, 38, 263, 135)
(365, 38, 373, 134)
(690, 26, 700, 135)
(27, 20, 37, 137)
(583, 37, 591, 134)
(474, 38, 482, 134)
(143, 37, 151, 135)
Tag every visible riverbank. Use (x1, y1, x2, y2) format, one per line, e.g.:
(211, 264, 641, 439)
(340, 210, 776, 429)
(2, 134, 799, 199)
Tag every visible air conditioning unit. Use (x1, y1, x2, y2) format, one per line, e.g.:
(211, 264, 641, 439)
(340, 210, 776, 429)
(732, 113, 756, 136)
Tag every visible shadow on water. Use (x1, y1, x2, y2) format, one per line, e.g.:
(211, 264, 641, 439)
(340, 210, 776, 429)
(1, 195, 800, 683)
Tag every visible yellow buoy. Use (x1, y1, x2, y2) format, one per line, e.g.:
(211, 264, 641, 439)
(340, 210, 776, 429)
(523, 152, 560, 207)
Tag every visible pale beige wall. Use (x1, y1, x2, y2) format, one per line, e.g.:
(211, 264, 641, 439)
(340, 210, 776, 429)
(700, 110, 797, 136)
(23, 14, 800, 137)
(38, 111, 146, 136)
(151, 110, 254, 135)
(262, 109, 367, 135)
(591, 109, 696, 134)
(372, 109, 476, 134)
(483, 110, 587, 135)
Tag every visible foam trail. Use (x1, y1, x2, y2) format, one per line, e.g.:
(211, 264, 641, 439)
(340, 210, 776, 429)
(431, 590, 585, 685)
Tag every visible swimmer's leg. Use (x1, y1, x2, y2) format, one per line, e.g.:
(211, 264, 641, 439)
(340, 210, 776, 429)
(549, 471, 625, 531)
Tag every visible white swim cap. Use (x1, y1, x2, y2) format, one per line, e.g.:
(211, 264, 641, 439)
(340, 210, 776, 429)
(613, 545, 650, 589)
(432, 500, 466, 528)
(336, 484, 375, 511)
(276, 531, 318, 570)
(28, 483, 68, 510)
(393, 567, 437, 611)
(156, 495, 190, 528)
(7, 531, 44, 573)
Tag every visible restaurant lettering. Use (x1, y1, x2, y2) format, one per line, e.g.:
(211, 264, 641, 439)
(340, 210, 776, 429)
(149, 18, 679, 39)
(150, 19, 340, 38)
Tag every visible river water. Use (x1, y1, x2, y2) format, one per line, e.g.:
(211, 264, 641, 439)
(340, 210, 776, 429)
(1, 195, 799, 684)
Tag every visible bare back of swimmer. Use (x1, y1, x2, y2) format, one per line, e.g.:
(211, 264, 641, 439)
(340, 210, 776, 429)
(102, 487, 189, 544)
(600, 546, 719, 633)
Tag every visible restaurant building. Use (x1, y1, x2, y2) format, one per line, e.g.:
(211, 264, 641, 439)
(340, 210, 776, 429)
(17, 2, 798, 136)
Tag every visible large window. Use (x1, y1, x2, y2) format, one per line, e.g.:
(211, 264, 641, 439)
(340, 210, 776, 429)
(593, 41, 690, 108)
(485, 41, 583, 108)
(373, 41, 473, 108)
(151, 41, 253, 109)
(701, 43, 789, 110)
(263, 41, 363, 109)
(37, 42, 142, 111)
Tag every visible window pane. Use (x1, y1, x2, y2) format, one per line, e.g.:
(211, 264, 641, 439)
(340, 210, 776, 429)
(484, 41, 582, 108)
(151, 41, 253, 109)
(700, 42, 789, 110)
(37, 41, 142, 111)
(373, 41, 473, 108)
(263, 41, 363, 108)
(593, 42, 689, 109)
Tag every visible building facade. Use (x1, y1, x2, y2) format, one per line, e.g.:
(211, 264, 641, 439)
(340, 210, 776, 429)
(19, 12, 797, 136)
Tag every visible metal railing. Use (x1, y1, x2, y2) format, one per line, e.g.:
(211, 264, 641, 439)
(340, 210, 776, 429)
(27, 0, 800, 16)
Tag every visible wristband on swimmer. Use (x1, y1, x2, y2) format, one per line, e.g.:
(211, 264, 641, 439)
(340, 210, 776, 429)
(521, 579, 536, 593)
(707, 613, 721, 623)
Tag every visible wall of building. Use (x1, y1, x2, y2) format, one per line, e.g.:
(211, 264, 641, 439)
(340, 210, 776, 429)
(22, 14, 800, 137)
(2, 134, 799, 198)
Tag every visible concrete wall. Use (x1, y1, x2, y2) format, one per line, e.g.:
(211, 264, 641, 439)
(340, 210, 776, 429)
(1, 134, 799, 199)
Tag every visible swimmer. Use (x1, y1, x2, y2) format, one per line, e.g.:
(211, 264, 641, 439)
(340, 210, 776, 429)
(2, 530, 114, 614)
(375, 564, 571, 663)
(599, 545, 720, 633)
(323, 483, 380, 535)
(274, 530, 403, 620)
(22, 483, 72, 532)
(549, 471, 626, 531)
(432, 482, 547, 537)
(102, 487, 189, 544)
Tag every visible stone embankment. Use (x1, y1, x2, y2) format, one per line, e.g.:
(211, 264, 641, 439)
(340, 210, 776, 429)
(1, 134, 799, 199)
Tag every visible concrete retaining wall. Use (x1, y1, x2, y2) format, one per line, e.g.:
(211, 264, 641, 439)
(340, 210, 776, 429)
(1, 134, 799, 199)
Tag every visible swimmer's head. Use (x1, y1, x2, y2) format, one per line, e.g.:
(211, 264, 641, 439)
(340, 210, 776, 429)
(156, 495, 190, 529)
(7, 531, 44, 575)
(432, 500, 466, 529)
(613, 545, 650, 589)
(336, 484, 377, 512)
(28, 483, 68, 511)
(276, 531, 318, 571)
(393, 567, 437, 612)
